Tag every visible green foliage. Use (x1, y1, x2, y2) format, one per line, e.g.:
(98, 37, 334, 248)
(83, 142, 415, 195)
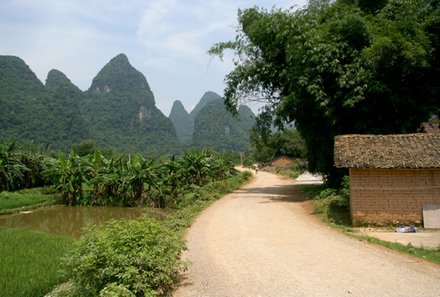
(312, 176, 351, 225)
(250, 127, 306, 163)
(72, 140, 98, 157)
(40, 148, 238, 208)
(0, 140, 48, 192)
(99, 283, 136, 297)
(1, 150, 249, 297)
(0, 228, 73, 297)
(63, 217, 186, 297)
(210, 0, 440, 185)
(43, 152, 90, 205)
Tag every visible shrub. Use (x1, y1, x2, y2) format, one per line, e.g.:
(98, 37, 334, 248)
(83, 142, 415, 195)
(312, 176, 351, 225)
(99, 283, 135, 297)
(63, 217, 186, 297)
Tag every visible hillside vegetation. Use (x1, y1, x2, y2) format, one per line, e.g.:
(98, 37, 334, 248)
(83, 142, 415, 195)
(80, 54, 179, 155)
(170, 91, 256, 151)
(0, 54, 255, 155)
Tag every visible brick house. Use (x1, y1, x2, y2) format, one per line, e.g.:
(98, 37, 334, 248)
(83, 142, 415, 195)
(334, 133, 440, 226)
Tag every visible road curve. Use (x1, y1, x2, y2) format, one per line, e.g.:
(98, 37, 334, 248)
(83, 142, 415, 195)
(173, 170, 440, 297)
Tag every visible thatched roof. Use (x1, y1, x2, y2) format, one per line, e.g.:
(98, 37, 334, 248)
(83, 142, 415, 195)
(334, 133, 440, 169)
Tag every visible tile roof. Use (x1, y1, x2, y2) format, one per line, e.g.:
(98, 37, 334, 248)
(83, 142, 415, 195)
(334, 133, 440, 169)
(421, 120, 440, 133)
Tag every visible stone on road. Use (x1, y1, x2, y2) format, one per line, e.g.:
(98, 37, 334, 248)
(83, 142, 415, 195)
(173, 171, 440, 297)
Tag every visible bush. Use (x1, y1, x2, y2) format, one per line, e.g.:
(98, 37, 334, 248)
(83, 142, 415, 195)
(312, 176, 351, 225)
(99, 283, 135, 297)
(63, 217, 186, 297)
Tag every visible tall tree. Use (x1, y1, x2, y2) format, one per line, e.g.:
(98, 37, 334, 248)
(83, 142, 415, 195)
(210, 0, 439, 185)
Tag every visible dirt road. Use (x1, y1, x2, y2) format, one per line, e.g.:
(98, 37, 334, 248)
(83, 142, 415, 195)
(173, 171, 440, 297)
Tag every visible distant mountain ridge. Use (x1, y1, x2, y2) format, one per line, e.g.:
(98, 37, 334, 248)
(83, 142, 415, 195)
(80, 54, 178, 154)
(169, 100, 192, 144)
(169, 91, 256, 151)
(0, 54, 255, 154)
(0, 56, 88, 150)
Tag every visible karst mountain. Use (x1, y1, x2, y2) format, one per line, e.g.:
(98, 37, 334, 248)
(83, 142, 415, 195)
(0, 54, 256, 154)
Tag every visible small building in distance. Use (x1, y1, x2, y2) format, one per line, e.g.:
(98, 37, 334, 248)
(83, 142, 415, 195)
(420, 120, 440, 133)
(334, 133, 440, 226)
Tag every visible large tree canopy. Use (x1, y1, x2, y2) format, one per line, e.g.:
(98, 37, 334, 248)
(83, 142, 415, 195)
(210, 0, 440, 185)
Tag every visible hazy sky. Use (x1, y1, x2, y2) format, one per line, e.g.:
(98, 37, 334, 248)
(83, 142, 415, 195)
(1, 0, 307, 115)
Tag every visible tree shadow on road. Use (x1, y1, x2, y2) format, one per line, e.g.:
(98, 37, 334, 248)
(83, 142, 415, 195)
(234, 183, 311, 203)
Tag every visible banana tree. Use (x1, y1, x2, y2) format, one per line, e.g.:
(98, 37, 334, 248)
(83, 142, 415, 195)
(207, 152, 238, 180)
(125, 154, 157, 206)
(88, 154, 126, 205)
(0, 140, 29, 191)
(180, 149, 210, 186)
(156, 156, 187, 207)
(43, 151, 89, 205)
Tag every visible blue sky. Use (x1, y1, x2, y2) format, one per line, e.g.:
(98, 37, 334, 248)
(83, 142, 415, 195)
(1, 0, 307, 115)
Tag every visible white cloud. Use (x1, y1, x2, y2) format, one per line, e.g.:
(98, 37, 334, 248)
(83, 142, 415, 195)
(135, 0, 239, 71)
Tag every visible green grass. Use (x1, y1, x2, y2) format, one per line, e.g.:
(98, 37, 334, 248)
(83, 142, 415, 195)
(0, 227, 73, 297)
(356, 235, 440, 265)
(0, 188, 59, 214)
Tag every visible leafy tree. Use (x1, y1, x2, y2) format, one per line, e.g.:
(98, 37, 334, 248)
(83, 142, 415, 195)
(250, 127, 306, 164)
(72, 140, 98, 156)
(210, 0, 440, 185)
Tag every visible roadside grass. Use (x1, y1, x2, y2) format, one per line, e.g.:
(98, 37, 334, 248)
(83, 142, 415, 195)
(0, 227, 73, 297)
(297, 183, 440, 265)
(356, 235, 440, 264)
(0, 188, 59, 214)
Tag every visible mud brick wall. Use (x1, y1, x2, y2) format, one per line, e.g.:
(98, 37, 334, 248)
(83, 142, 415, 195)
(349, 168, 440, 226)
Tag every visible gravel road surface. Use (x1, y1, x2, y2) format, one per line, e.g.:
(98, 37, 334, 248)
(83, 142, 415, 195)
(173, 170, 440, 297)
